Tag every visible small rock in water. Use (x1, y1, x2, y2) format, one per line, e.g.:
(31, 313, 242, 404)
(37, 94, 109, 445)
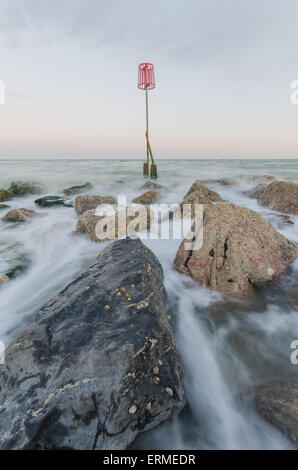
(0, 204, 10, 210)
(0, 189, 11, 202)
(2, 208, 41, 223)
(8, 181, 48, 197)
(63, 182, 93, 196)
(132, 190, 161, 205)
(35, 196, 73, 208)
(165, 387, 174, 397)
(75, 195, 116, 215)
(0, 239, 31, 279)
(242, 184, 266, 199)
(141, 181, 166, 191)
(258, 181, 298, 214)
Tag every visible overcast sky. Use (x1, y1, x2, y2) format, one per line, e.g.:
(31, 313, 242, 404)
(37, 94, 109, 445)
(0, 0, 298, 159)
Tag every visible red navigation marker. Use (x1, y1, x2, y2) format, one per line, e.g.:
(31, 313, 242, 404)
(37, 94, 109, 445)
(138, 63, 157, 178)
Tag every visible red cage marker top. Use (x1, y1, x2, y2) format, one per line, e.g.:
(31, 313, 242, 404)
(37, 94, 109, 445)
(138, 63, 155, 90)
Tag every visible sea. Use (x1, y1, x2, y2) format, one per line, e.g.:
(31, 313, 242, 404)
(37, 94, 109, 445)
(0, 158, 297, 449)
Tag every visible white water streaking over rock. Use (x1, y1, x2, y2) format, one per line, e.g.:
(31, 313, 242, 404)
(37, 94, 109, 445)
(0, 158, 297, 449)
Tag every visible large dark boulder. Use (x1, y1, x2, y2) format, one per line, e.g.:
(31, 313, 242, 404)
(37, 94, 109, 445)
(0, 237, 184, 449)
(255, 380, 298, 447)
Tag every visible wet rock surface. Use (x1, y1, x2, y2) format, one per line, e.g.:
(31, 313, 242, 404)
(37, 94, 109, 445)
(0, 204, 10, 210)
(2, 208, 41, 223)
(132, 190, 161, 205)
(258, 181, 298, 214)
(35, 196, 73, 208)
(0, 237, 184, 450)
(141, 181, 166, 192)
(75, 195, 117, 215)
(255, 380, 298, 447)
(0, 189, 11, 202)
(8, 181, 48, 197)
(184, 181, 222, 201)
(0, 239, 31, 279)
(242, 184, 266, 199)
(174, 203, 298, 297)
(63, 182, 93, 196)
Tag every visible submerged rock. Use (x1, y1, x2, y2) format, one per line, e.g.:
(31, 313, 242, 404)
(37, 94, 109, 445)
(242, 184, 266, 200)
(174, 203, 298, 297)
(63, 182, 93, 196)
(2, 208, 42, 223)
(250, 175, 276, 184)
(8, 181, 47, 197)
(0, 239, 31, 279)
(76, 205, 154, 243)
(132, 190, 160, 205)
(75, 195, 117, 215)
(141, 181, 166, 191)
(35, 196, 73, 208)
(0, 204, 10, 210)
(258, 181, 298, 214)
(199, 178, 235, 187)
(0, 237, 184, 449)
(0, 189, 11, 202)
(255, 380, 298, 447)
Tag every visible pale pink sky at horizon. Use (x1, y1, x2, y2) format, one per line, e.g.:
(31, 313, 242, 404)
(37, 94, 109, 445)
(0, 0, 298, 160)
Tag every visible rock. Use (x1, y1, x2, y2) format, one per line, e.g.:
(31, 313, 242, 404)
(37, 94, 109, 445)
(141, 181, 166, 191)
(0, 240, 31, 279)
(76, 205, 154, 243)
(199, 178, 235, 187)
(184, 182, 222, 201)
(8, 181, 47, 197)
(63, 182, 93, 196)
(0, 237, 184, 449)
(171, 183, 222, 219)
(2, 208, 41, 223)
(243, 184, 266, 199)
(0, 204, 10, 210)
(132, 190, 160, 205)
(258, 181, 298, 214)
(250, 175, 276, 184)
(174, 203, 298, 297)
(0, 275, 9, 285)
(0, 189, 11, 202)
(255, 380, 298, 447)
(35, 196, 73, 208)
(75, 195, 117, 215)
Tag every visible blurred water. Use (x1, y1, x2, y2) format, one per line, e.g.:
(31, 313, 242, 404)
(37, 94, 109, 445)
(0, 158, 297, 449)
